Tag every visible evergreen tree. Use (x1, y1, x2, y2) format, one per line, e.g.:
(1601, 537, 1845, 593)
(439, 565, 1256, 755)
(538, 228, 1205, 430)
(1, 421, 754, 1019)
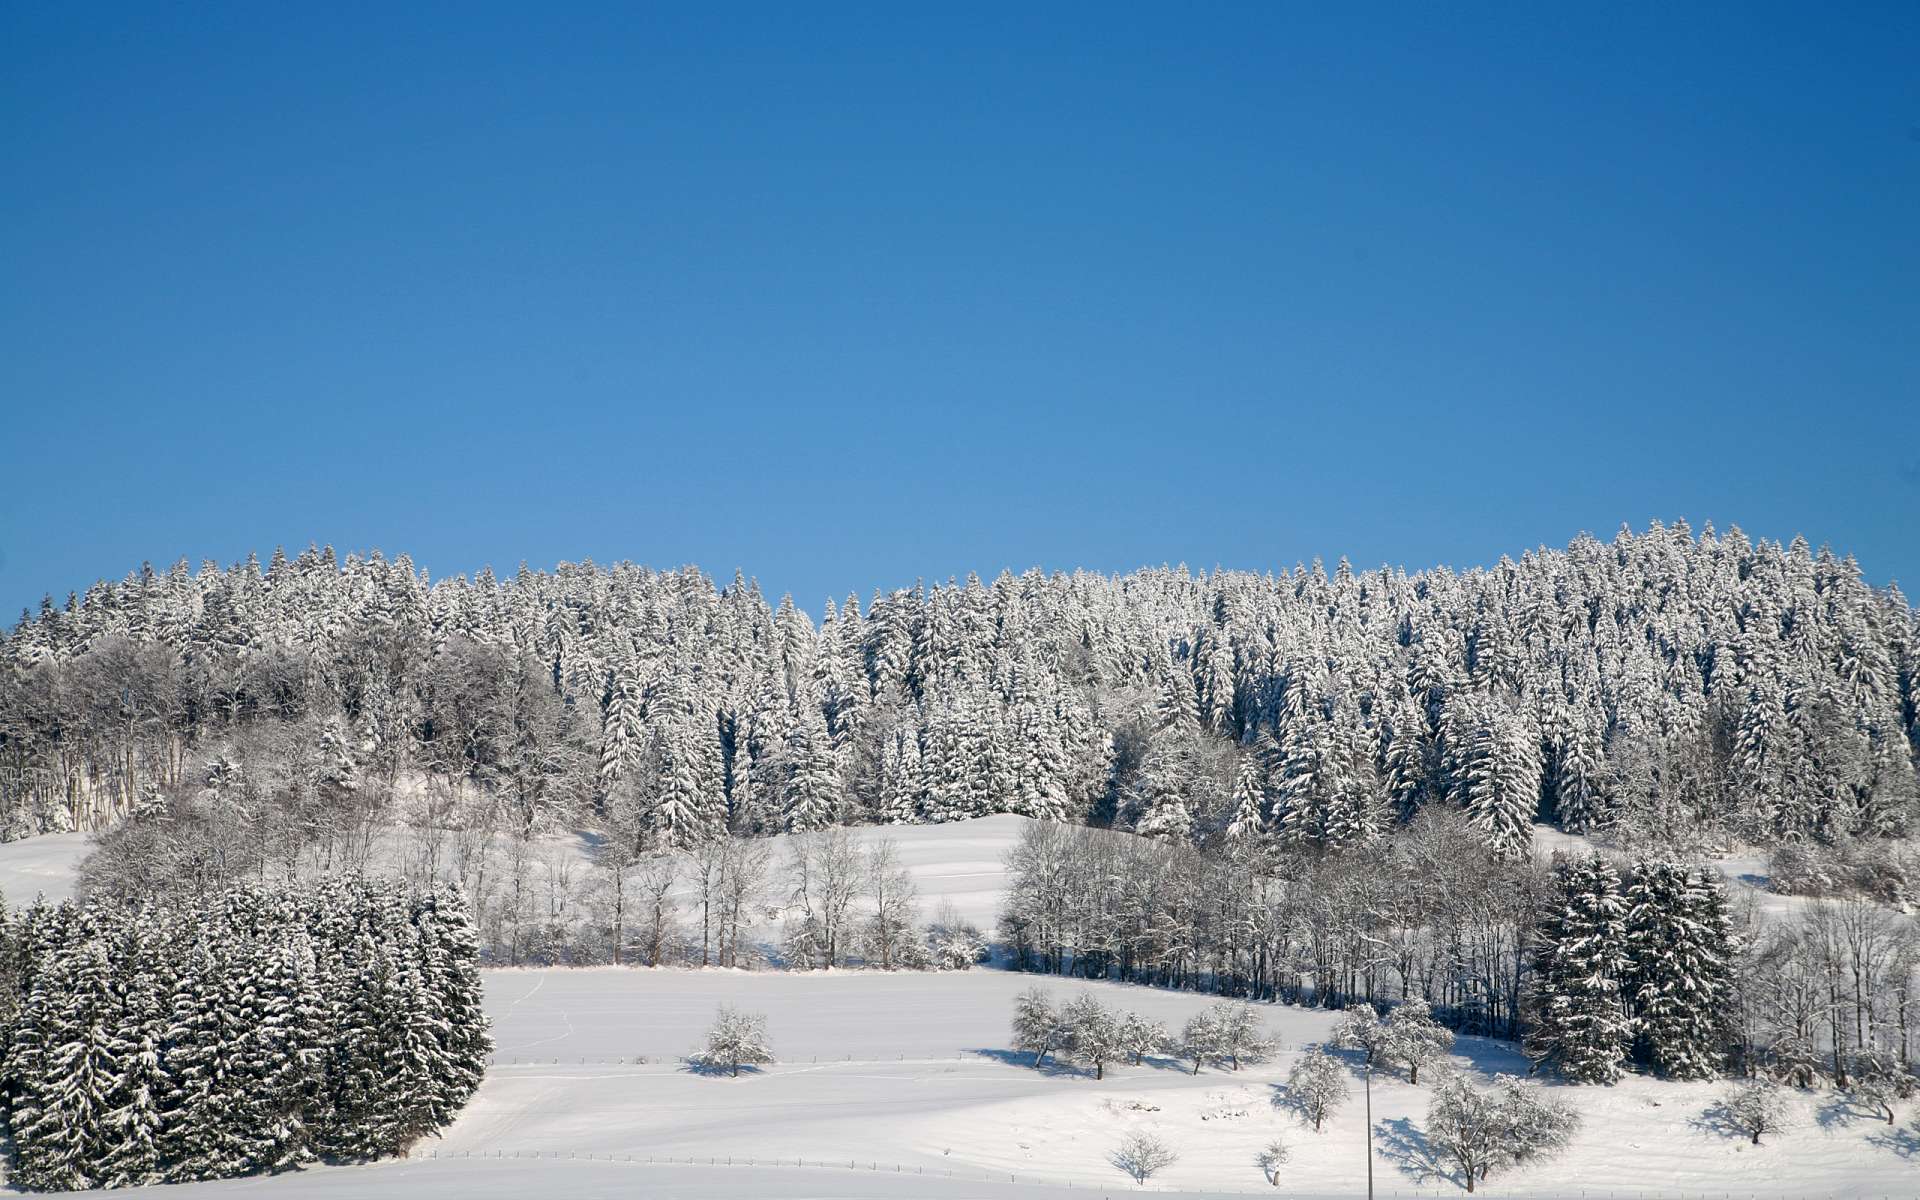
(1527, 854, 1635, 1083)
(1625, 862, 1736, 1079)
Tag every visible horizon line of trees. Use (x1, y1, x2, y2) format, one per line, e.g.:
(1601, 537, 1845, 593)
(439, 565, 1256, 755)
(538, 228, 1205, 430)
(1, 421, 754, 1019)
(0, 520, 1914, 965)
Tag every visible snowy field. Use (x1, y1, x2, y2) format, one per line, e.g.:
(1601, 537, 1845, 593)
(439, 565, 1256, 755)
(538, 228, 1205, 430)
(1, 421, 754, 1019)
(0, 831, 90, 904)
(53, 963, 1915, 1199)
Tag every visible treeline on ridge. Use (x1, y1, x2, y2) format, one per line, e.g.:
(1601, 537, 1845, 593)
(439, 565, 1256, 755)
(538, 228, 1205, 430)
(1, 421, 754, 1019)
(0, 520, 1914, 960)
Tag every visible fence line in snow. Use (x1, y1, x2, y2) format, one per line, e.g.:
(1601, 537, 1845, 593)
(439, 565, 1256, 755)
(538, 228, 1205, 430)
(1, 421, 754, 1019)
(412, 1147, 1856, 1200)
(486, 1045, 1328, 1066)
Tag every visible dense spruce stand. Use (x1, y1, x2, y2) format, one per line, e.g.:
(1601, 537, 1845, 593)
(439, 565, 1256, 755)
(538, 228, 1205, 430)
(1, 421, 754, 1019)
(0, 880, 491, 1191)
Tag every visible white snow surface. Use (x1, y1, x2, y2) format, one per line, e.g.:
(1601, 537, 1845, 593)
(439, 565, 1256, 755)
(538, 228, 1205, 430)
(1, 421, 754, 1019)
(53, 961, 1915, 1198)
(0, 831, 91, 905)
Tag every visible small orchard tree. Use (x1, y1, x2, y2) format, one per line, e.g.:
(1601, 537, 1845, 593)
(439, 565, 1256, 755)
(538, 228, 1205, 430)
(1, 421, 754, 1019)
(1845, 1052, 1912, 1124)
(1285, 1049, 1350, 1132)
(1426, 1073, 1579, 1193)
(1257, 1137, 1290, 1186)
(1110, 1130, 1178, 1184)
(1718, 1080, 1790, 1145)
(1181, 1009, 1223, 1075)
(1385, 998, 1454, 1084)
(696, 1005, 773, 1077)
(1211, 1001, 1273, 1070)
(1012, 987, 1064, 1067)
(1331, 1003, 1391, 1067)
(1118, 1011, 1169, 1066)
(1062, 994, 1124, 1079)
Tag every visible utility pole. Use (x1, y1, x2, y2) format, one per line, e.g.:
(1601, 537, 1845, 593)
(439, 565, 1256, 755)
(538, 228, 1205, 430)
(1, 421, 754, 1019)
(1364, 1058, 1374, 1200)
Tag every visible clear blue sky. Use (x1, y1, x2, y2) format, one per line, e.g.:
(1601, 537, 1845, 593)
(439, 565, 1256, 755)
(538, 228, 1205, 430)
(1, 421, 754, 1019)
(3, 3, 1916, 619)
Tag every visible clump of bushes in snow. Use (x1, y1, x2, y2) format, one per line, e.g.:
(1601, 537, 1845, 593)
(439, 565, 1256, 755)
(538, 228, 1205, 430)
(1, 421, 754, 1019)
(1768, 840, 1920, 906)
(1011, 990, 1268, 1080)
(925, 905, 990, 970)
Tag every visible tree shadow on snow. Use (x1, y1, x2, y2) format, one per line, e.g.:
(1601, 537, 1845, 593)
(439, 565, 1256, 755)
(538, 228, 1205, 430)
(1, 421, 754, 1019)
(681, 1058, 770, 1079)
(1687, 1096, 1752, 1142)
(1134, 1052, 1199, 1074)
(969, 1048, 1095, 1078)
(1867, 1125, 1920, 1159)
(1373, 1115, 1459, 1190)
(1814, 1094, 1874, 1131)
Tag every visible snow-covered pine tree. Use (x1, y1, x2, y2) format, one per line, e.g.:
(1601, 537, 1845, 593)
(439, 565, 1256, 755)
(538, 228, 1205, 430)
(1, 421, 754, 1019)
(1527, 854, 1635, 1083)
(98, 906, 170, 1187)
(413, 886, 492, 1123)
(1625, 862, 1736, 1079)
(11, 918, 120, 1191)
(1459, 705, 1541, 860)
(781, 700, 840, 832)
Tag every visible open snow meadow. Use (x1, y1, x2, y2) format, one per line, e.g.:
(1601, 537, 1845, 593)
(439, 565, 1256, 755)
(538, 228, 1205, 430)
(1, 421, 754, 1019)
(0, 818, 1907, 1199)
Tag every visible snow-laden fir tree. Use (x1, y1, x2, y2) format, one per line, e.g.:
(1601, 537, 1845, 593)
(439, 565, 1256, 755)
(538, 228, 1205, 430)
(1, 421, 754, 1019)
(1458, 704, 1541, 860)
(1527, 853, 1635, 1083)
(0, 878, 492, 1190)
(1625, 862, 1736, 1079)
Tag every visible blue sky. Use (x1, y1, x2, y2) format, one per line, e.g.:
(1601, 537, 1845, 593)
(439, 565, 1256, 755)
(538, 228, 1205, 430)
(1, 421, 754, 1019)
(3, 3, 1915, 618)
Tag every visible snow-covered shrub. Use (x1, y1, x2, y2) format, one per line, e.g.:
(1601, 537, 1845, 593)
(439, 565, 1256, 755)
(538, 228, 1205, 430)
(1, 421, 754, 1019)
(1284, 1049, 1349, 1132)
(1109, 1130, 1178, 1184)
(1715, 1079, 1790, 1144)
(1768, 842, 1841, 897)
(1769, 840, 1920, 906)
(693, 1004, 774, 1077)
(1848, 841, 1920, 907)
(1256, 1137, 1290, 1186)
(925, 918, 989, 970)
(1425, 1073, 1579, 1193)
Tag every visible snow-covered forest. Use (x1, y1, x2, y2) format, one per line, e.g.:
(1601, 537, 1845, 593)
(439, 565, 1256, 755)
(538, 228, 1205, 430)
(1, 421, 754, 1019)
(0, 521, 1915, 963)
(0, 879, 490, 1190)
